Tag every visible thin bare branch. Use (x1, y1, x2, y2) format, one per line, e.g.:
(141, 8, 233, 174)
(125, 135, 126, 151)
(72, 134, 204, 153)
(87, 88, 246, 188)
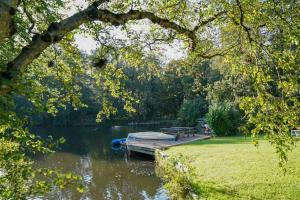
(21, 0, 36, 34)
(236, 0, 253, 43)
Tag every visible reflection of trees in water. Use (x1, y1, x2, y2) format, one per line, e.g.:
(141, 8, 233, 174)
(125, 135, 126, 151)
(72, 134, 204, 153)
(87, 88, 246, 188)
(42, 153, 166, 200)
(89, 159, 162, 199)
(142, 187, 169, 200)
(78, 155, 93, 184)
(48, 188, 73, 200)
(35, 126, 168, 199)
(78, 155, 93, 200)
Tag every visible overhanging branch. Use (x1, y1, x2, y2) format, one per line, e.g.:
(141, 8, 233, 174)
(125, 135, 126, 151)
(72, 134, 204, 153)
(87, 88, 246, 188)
(0, 1, 221, 96)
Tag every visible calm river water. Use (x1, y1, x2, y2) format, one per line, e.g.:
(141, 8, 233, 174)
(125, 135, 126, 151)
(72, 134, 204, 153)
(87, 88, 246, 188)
(34, 125, 169, 200)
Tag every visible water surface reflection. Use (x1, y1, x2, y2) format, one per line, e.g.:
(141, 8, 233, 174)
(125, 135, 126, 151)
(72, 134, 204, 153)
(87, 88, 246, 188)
(34, 126, 168, 200)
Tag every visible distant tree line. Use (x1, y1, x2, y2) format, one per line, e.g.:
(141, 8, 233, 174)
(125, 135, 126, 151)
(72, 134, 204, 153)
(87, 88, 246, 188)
(16, 53, 249, 137)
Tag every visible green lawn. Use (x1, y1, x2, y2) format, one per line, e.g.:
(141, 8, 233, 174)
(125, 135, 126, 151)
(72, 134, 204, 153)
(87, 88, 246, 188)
(166, 136, 300, 200)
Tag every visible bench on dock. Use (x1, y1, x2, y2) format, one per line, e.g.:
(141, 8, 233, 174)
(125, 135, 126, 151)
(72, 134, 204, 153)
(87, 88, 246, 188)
(160, 127, 198, 139)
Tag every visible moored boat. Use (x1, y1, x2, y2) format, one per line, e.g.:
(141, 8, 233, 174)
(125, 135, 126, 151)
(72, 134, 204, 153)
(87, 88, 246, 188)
(111, 138, 127, 146)
(127, 132, 176, 141)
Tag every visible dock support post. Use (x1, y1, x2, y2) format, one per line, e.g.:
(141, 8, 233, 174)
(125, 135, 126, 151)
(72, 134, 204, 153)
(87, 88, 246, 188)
(125, 144, 132, 157)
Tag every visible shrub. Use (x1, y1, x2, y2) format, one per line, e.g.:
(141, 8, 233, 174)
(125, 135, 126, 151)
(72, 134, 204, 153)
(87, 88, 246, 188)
(155, 151, 199, 200)
(205, 104, 242, 136)
(177, 97, 207, 126)
(227, 106, 243, 133)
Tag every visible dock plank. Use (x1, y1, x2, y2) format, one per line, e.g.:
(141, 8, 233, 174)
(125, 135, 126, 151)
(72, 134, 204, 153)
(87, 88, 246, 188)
(126, 135, 210, 155)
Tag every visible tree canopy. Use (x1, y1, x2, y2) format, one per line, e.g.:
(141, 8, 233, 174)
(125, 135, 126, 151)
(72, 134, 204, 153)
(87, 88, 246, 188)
(0, 0, 299, 198)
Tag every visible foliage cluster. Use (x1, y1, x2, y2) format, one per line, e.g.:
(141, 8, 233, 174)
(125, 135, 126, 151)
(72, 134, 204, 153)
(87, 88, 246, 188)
(0, 117, 84, 199)
(174, 59, 246, 132)
(155, 151, 199, 200)
(177, 97, 207, 127)
(205, 104, 242, 136)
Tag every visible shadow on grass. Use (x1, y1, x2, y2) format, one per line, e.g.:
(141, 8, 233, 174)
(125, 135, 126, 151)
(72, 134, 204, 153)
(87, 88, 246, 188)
(196, 181, 240, 199)
(195, 181, 263, 200)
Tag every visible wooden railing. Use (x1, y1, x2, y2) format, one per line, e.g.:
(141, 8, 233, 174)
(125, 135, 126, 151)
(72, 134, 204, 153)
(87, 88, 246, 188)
(160, 127, 198, 140)
(291, 130, 300, 137)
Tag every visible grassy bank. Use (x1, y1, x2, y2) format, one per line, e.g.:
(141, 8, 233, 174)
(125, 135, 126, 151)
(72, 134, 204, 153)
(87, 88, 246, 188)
(164, 136, 300, 200)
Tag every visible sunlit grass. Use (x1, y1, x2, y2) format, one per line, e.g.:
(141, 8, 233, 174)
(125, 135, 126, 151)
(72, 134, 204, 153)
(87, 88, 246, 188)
(166, 136, 300, 199)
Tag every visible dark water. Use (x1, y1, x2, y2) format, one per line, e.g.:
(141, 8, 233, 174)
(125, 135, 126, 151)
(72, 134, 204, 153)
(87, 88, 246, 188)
(34, 126, 168, 200)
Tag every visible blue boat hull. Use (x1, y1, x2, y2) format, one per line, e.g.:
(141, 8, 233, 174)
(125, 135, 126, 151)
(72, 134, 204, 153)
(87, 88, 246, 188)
(111, 138, 126, 146)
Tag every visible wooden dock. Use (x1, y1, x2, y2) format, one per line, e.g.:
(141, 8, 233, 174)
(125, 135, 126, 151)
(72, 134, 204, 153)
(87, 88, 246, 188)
(126, 134, 211, 156)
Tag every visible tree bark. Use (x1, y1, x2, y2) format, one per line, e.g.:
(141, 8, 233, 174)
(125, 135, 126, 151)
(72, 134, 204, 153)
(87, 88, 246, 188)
(0, 0, 19, 43)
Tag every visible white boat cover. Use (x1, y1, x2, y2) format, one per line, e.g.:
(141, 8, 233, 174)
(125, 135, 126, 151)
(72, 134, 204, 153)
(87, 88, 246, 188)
(127, 132, 175, 141)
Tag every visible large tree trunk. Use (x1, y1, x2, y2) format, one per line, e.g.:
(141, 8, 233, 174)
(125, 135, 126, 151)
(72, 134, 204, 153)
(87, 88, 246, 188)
(0, 0, 19, 43)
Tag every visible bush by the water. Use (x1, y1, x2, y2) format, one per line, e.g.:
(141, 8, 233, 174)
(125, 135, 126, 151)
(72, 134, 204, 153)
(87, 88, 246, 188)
(205, 104, 242, 136)
(155, 151, 199, 200)
(177, 97, 207, 126)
